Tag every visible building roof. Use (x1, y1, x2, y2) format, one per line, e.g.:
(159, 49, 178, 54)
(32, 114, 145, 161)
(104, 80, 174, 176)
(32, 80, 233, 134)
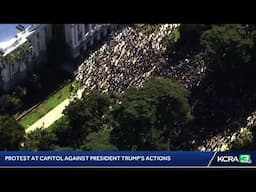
(0, 24, 30, 42)
(0, 24, 35, 56)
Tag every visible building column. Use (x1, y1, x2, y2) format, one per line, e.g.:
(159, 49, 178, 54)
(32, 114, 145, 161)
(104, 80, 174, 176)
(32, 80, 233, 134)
(89, 24, 93, 34)
(96, 32, 101, 41)
(1, 64, 10, 82)
(40, 27, 46, 51)
(81, 24, 85, 35)
(74, 25, 78, 45)
(103, 27, 108, 36)
(71, 25, 76, 48)
(20, 60, 27, 72)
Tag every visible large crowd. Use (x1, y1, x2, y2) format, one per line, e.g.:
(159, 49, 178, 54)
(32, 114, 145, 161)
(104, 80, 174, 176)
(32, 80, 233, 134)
(76, 24, 178, 95)
(154, 51, 207, 89)
(74, 24, 256, 151)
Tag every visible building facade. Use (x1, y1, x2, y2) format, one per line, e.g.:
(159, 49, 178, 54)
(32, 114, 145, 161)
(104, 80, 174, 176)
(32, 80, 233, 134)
(0, 24, 116, 91)
(0, 24, 52, 91)
(64, 24, 116, 58)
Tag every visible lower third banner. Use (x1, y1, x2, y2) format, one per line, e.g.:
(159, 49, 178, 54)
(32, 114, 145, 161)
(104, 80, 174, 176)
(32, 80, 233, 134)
(0, 151, 255, 167)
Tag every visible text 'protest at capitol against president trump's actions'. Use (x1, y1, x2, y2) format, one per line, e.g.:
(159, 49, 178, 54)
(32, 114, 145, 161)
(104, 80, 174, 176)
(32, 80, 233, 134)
(4, 155, 172, 162)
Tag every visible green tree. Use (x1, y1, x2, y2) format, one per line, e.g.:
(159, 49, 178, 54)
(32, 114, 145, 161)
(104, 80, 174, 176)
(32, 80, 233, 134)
(143, 79, 191, 148)
(178, 24, 210, 49)
(82, 128, 118, 151)
(53, 117, 73, 147)
(161, 27, 180, 54)
(0, 115, 25, 150)
(27, 73, 42, 91)
(110, 88, 157, 150)
(23, 128, 57, 151)
(0, 94, 22, 115)
(201, 24, 254, 73)
(110, 79, 191, 150)
(143, 79, 191, 128)
(136, 24, 161, 35)
(60, 91, 112, 148)
(13, 85, 27, 99)
(53, 146, 74, 151)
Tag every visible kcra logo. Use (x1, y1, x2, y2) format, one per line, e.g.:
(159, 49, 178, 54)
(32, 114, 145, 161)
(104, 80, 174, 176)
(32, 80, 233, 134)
(216, 154, 252, 164)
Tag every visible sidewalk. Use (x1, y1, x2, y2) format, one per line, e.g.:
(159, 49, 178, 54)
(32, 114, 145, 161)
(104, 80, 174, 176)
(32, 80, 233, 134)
(25, 88, 84, 133)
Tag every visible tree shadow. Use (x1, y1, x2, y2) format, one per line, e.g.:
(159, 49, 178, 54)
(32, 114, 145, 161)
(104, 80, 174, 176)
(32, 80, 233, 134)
(182, 67, 256, 149)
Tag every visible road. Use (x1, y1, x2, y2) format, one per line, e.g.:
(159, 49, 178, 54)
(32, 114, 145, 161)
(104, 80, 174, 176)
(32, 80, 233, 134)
(25, 88, 84, 133)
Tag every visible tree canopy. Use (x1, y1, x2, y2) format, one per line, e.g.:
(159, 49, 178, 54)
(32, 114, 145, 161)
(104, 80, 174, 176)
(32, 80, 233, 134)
(23, 128, 57, 151)
(58, 90, 112, 148)
(201, 24, 254, 73)
(179, 24, 210, 48)
(0, 115, 25, 150)
(82, 128, 118, 151)
(0, 94, 22, 115)
(110, 78, 191, 150)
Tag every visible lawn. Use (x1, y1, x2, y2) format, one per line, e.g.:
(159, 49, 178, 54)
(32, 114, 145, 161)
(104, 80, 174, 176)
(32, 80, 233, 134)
(19, 80, 81, 129)
(174, 28, 180, 42)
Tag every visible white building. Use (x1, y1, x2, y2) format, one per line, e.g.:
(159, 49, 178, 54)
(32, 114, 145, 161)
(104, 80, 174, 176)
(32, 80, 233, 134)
(0, 24, 52, 91)
(63, 24, 116, 58)
(0, 24, 117, 91)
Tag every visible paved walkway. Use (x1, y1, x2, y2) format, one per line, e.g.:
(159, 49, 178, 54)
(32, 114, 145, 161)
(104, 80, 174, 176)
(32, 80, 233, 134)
(25, 88, 84, 133)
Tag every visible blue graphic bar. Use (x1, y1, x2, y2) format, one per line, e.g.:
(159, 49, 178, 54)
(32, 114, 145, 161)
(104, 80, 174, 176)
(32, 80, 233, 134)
(0, 151, 255, 167)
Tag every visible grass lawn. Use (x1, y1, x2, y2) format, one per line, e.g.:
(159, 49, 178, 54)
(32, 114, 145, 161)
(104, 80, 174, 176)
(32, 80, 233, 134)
(174, 28, 180, 42)
(19, 80, 81, 129)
